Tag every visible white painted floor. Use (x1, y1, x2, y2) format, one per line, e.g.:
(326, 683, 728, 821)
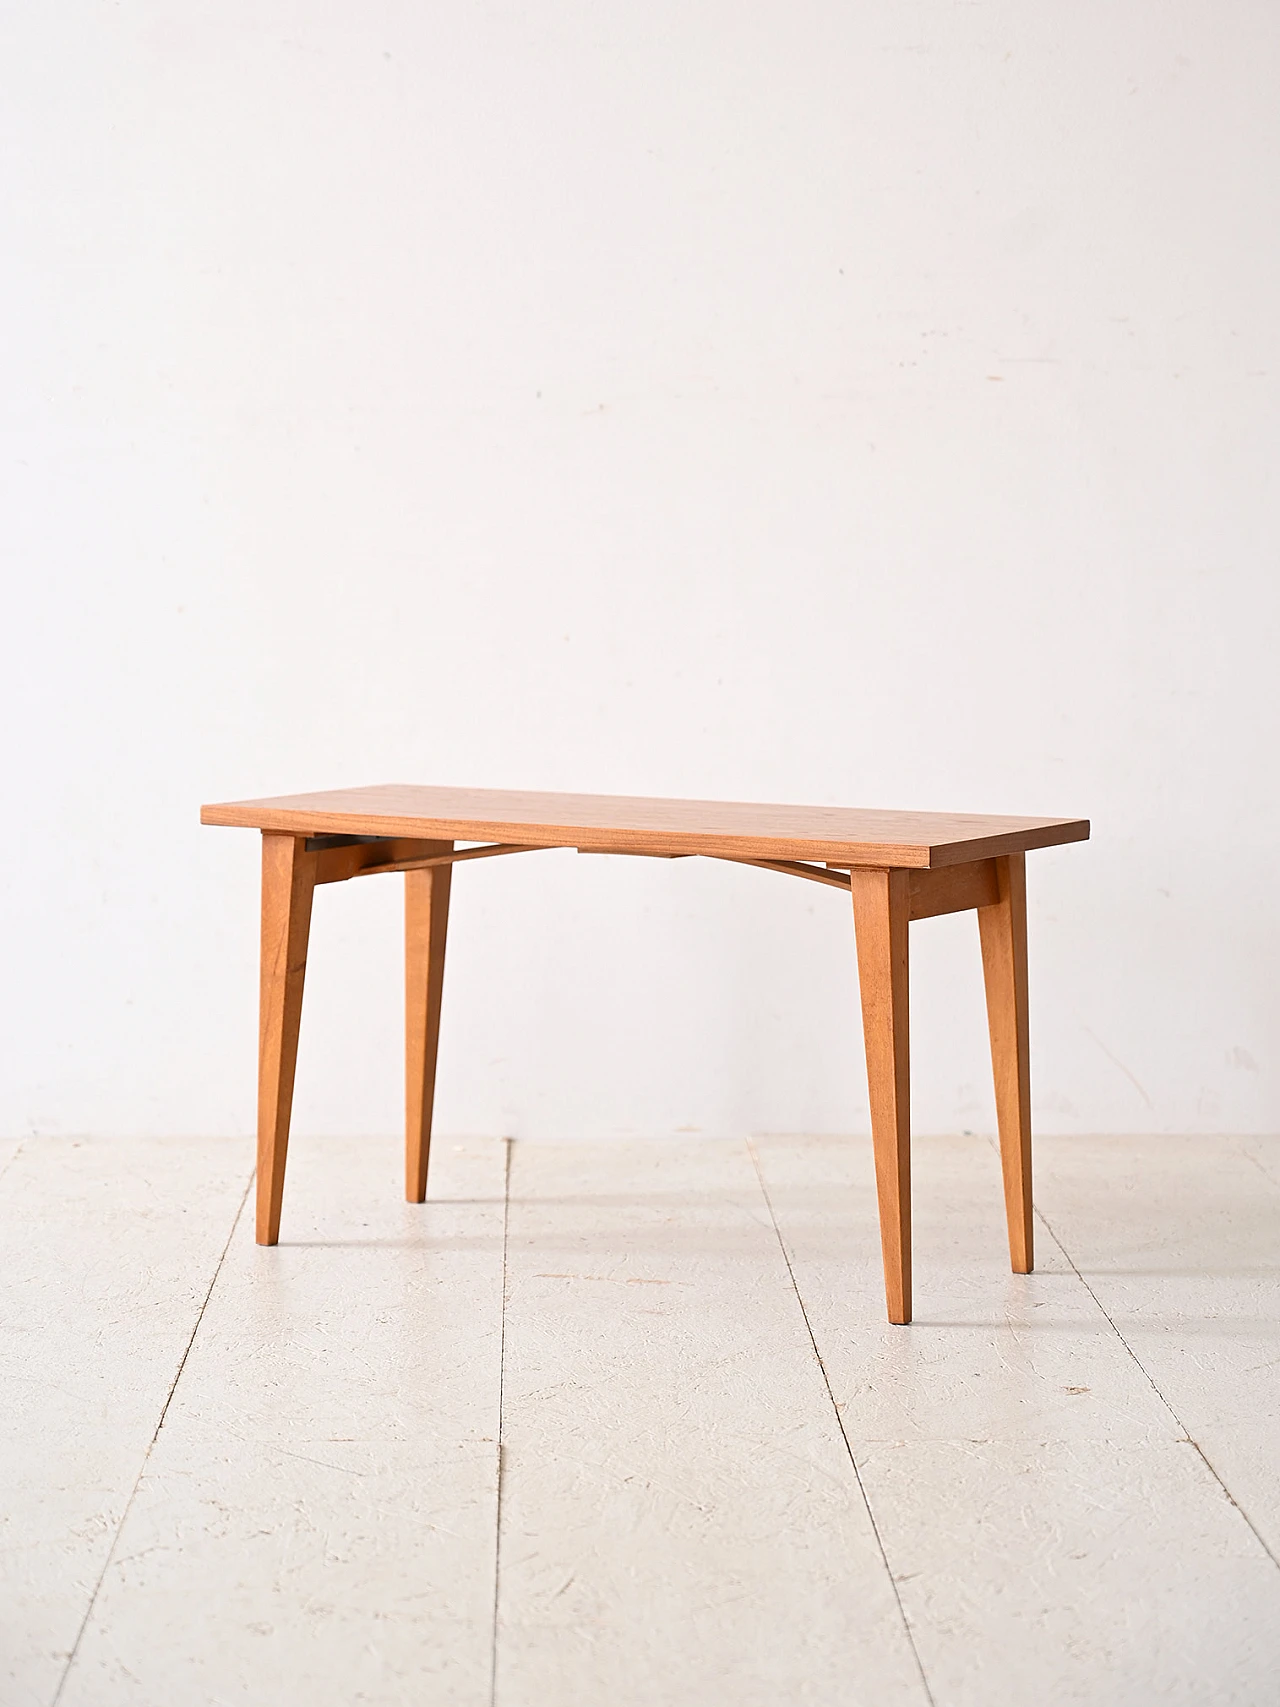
(3, 1133, 1280, 1706)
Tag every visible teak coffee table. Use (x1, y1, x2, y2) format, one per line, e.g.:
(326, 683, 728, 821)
(201, 785, 1088, 1323)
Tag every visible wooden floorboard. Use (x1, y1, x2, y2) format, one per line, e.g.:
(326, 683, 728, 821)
(753, 1133, 1280, 1705)
(55, 1136, 507, 1707)
(6, 1134, 1280, 1706)
(0, 1138, 253, 1707)
(1034, 1133, 1280, 1568)
(492, 1139, 926, 1707)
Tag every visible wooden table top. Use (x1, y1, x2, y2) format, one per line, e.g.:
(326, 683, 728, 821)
(201, 785, 1088, 869)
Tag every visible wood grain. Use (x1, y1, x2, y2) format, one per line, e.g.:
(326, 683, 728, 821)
(850, 868, 913, 1324)
(312, 837, 442, 886)
(405, 849, 453, 1204)
(207, 787, 1087, 1314)
(710, 854, 854, 891)
(257, 833, 316, 1245)
(574, 848, 691, 858)
(977, 854, 1034, 1274)
(907, 858, 1001, 920)
(202, 783, 1088, 869)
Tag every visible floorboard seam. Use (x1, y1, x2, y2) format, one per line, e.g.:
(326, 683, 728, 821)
(1238, 1141, 1280, 1194)
(1033, 1201, 1280, 1575)
(49, 1164, 256, 1706)
(0, 1136, 28, 1190)
(746, 1139, 937, 1707)
(489, 1136, 513, 1707)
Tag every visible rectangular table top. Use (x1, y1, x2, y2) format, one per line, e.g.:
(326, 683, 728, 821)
(201, 785, 1088, 869)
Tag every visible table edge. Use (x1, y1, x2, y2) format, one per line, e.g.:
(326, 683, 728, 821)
(199, 803, 1090, 868)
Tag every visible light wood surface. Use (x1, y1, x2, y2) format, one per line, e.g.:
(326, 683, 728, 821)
(977, 854, 1034, 1273)
(316, 840, 551, 883)
(907, 858, 1001, 920)
(202, 783, 1087, 869)
(405, 849, 453, 1204)
(256, 833, 315, 1245)
(312, 836, 442, 885)
(210, 784, 1086, 1315)
(850, 868, 913, 1324)
(715, 854, 855, 891)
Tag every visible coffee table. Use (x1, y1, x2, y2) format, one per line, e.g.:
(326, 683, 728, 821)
(201, 785, 1088, 1323)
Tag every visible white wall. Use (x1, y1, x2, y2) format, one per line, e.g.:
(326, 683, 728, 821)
(2, 1, 1278, 1141)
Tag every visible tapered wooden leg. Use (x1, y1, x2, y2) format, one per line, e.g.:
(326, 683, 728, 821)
(257, 832, 316, 1245)
(850, 868, 912, 1325)
(405, 854, 452, 1203)
(977, 852, 1033, 1274)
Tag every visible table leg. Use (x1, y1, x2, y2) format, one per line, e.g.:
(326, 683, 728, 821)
(978, 852, 1034, 1273)
(257, 833, 315, 1244)
(405, 856, 452, 1203)
(851, 868, 912, 1324)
